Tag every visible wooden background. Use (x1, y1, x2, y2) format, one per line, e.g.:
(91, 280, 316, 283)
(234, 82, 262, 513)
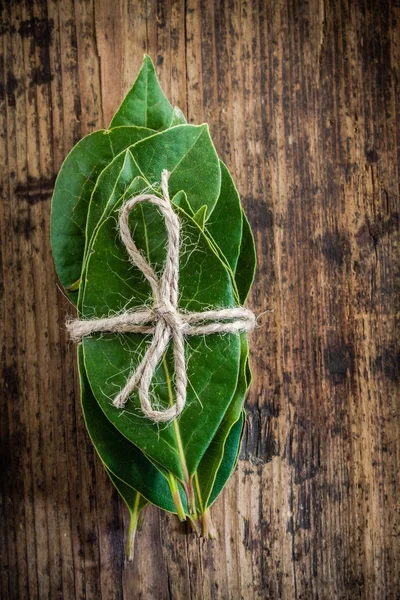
(1, 0, 399, 598)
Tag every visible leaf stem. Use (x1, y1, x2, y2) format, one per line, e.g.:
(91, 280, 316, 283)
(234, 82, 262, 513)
(183, 477, 196, 517)
(126, 492, 141, 562)
(201, 507, 217, 539)
(167, 472, 186, 521)
(188, 513, 201, 535)
(194, 473, 216, 537)
(193, 472, 204, 514)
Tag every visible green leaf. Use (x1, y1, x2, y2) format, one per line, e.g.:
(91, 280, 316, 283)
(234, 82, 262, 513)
(78, 344, 186, 513)
(80, 337, 246, 519)
(110, 55, 174, 130)
(82, 206, 241, 482)
(206, 161, 243, 273)
(195, 335, 250, 507)
(51, 53, 257, 537)
(171, 190, 193, 215)
(170, 106, 187, 126)
(106, 474, 149, 561)
(208, 412, 244, 506)
(78, 172, 151, 311)
(77, 125, 223, 313)
(193, 205, 207, 230)
(235, 210, 256, 304)
(83, 155, 143, 261)
(84, 124, 221, 250)
(51, 126, 154, 294)
(127, 125, 221, 215)
(169, 161, 244, 298)
(107, 471, 148, 516)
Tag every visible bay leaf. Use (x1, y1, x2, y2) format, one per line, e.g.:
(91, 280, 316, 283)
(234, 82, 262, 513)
(80, 329, 248, 519)
(78, 345, 186, 513)
(170, 106, 187, 126)
(84, 151, 141, 247)
(127, 124, 221, 215)
(234, 210, 256, 304)
(80, 169, 253, 504)
(84, 124, 222, 255)
(106, 471, 149, 561)
(193, 205, 207, 229)
(207, 411, 244, 506)
(110, 55, 174, 130)
(171, 190, 193, 215)
(51, 126, 154, 295)
(195, 335, 249, 508)
(206, 161, 243, 273)
(82, 206, 241, 484)
(52, 53, 257, 546)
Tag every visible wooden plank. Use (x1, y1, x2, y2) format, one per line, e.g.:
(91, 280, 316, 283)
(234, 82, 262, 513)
(0, 0, 399, 598)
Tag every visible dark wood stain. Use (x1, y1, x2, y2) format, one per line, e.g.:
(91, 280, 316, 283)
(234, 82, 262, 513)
(374, 346, 400, 383)
(324, 339, 355, 384)
(18, 17, 54, 47)
(14, 175, 56, 204)
(6, 72, 18, 106)
(321, 229, 350, 267)
(1, 0, 399, 598)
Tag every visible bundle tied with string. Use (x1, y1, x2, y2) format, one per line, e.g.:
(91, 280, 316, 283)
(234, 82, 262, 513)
(67, 170, 255, 423)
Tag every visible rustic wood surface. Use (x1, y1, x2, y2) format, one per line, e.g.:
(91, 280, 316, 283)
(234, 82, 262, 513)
(1, 0, 399, 598)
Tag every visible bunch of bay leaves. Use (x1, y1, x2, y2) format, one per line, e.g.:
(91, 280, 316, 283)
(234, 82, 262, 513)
(51, 55, 256, 559)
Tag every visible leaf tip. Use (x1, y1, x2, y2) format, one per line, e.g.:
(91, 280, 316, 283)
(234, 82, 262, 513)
(142, 53, 155, 69)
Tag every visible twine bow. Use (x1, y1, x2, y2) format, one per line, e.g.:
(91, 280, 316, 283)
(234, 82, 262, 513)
(68, 170, 255, 422)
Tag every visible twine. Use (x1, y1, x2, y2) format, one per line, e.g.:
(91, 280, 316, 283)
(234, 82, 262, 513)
(67, 170, 255, 423)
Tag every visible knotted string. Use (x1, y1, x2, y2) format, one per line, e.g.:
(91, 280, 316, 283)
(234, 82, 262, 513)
(67, 170, 255, 423)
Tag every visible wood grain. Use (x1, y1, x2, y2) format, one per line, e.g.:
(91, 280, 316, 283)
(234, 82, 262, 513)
(1, 0, 399, 598)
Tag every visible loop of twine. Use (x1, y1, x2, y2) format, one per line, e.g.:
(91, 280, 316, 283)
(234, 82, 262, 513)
(67, 170, 256, 423)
